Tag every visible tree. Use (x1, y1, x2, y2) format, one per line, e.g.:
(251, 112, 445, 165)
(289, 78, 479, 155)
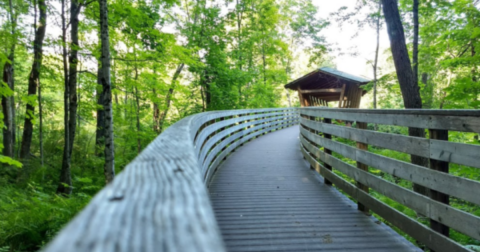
(19, 0, 47, 159)
(381, 0, 428, 195)
(2, 0, 18, 158)
(57, 0, 85, 195)
(373, 0, 381, 131)
(99, 0, 114, 184)
(413, 0, 419, 91)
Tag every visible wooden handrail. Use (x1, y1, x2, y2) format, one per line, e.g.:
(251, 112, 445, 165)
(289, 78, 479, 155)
(301, 107, 480, 132)
(300, 107, 479, 252)
(44, 108, 298, 252)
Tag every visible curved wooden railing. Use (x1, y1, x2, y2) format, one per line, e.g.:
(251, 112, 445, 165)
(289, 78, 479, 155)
(299, 108, 480, 252)
(44, 108, 298, 252)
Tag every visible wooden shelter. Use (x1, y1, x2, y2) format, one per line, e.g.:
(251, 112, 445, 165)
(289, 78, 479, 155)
(285, 67, 371, 108)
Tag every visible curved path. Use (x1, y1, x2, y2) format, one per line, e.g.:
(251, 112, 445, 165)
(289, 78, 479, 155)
(208, 126, 421, 252)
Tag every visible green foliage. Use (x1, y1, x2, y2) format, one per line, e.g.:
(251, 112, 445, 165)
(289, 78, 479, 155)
(0, 182, 90, 251)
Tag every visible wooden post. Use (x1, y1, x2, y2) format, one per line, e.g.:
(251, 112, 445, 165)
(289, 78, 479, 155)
(338, 84, 346, 108)
(298, 88, 306, 107)
(304, 95, 311, 106)
(429, 129, 449, 238)
(323, 118, 333, 185)
(356, 122, 369, 214)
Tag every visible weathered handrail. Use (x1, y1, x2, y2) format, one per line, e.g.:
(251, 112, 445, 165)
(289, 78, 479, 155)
(44, 108, 298, 252)
(299, 107, 480, 252)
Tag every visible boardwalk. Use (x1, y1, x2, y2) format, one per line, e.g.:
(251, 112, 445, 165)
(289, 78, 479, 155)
(209, 126, 420, 252)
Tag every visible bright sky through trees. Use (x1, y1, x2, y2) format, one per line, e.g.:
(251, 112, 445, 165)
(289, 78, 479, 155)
(314, 1, 390, 78)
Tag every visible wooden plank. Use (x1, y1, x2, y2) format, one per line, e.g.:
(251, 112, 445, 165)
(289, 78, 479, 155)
(300, 127, 356, 159)
(205, 120, 297, 182)
(300, 88, 343, 94)
(429, 129, 450, 238)
(203, 118, 297, 171)
(299, 108, 480, 132)
(205, 119, 298, 182)
(300, 126, 480, 206)
(196, 112, 285, 153)
(44, 114, 226, 252)
(211, 126, 419, 252)
(301, 117, 480, 169)
(301, 147, 470, 252)
(301, 136, 480, 241)
(196, 109, 296, 148)
(430, 140, 480, 169)
(199, 115, 295, 163)
(300, 117, 430, 157)
(44, 107, 299, 252)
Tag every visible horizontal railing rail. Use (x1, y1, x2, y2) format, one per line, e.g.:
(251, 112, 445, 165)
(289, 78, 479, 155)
(299, 107, 480, 252)
(44, 108, 298, 252)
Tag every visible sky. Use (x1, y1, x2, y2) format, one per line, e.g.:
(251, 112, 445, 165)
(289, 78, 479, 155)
(312, 1, 391, 79)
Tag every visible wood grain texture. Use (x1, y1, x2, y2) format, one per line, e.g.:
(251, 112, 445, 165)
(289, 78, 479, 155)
(44, 108, 298, 252)
(210, 126, 420, 252)
(300, 108, 480, 132)
(300, 127, 480, 206)
(301, 147, 469, 252)
(301, 117, 480, 169)
(301, 136, 480, 241)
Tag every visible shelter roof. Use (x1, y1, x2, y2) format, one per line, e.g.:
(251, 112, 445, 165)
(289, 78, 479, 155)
(284, 67, 371, 90)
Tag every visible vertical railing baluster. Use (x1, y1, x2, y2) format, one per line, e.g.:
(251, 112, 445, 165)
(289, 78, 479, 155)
(355, 122, 369, 214)
(323, 117, 333, 186)
(429, 129, 450, 240)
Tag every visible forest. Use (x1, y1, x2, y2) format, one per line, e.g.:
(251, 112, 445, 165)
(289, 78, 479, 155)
(0, 0, 479, 251)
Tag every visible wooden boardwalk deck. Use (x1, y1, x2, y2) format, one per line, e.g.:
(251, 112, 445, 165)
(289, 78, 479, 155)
(209, 126, 421, 252)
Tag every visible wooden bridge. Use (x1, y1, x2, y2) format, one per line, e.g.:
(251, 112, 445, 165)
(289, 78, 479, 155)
(44, 108, 480, 252)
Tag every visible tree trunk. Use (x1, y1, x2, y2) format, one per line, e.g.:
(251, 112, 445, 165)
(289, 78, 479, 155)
(472, 42, 477, 82)
(100, 0, 115, 184)
(422, 72, 433, 108)
(57, 0, 71, 195)
(58, 0, 81, 195)
(262, 41, 267, 86)
(413, 0, 419, 89)
(38, 78, 44, 166)
(382, 0, 423, 109)
(20, 0, 47, 159)
(2, 57, 14, 158)
(158, 63, 184, 133)
(152, 67, 160, 133)
(382, 0, 428, 196)
(2, 0, 16, 158)
(134, 85, 141, 153)
(236, 0, 243, 104)
(373, 1, 381, 131)
(152, 88, 160, 133)
(95, 49, 105, 157)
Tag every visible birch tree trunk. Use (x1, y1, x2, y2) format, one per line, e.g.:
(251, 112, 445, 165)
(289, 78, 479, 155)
(100, 0, 115, 184)
(2, 0, 17, 158)
(20, 0, 47, 159)
(95, 56, 105, 157)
